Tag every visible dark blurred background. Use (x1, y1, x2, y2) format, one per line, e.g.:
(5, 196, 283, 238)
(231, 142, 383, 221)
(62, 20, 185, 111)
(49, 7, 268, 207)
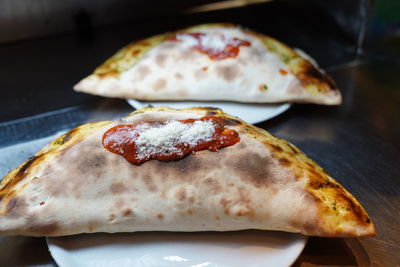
(0, 0, 399, 122)
(1, 2, 400, 266)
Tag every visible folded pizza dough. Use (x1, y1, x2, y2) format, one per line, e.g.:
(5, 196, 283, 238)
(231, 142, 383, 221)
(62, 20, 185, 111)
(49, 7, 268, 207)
(74, 23, 342, 105)
(0, 107, 374, 237)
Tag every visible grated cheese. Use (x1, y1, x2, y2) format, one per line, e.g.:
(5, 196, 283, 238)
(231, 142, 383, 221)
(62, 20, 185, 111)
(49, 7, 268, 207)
(175, 33, 230, 52)
(199, 34, 227, 51)
(134, 120, 215, 159)
(175, 34, 199, 49)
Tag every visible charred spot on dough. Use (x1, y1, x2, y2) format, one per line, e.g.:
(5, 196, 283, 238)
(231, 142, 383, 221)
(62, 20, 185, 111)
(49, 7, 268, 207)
(278, 157, 292, 166)
(6, 197, 18, 214)
(153, 78, 167, 91)
(307, 183, 372, 229)
(333, 190, 372, 225)
(123, 208, 134, 217)
(142, 174, 158, 192)
(97, 71, 118, 78)
(149, 152, 218, 183)
(230, 152, 275, 187)
(306, 162, 315, 168)
(176, 187, 187, 201)
(237, 187, 251, 206)
(1, 155, 43, 195)
(131, 49, 141, 56)
(155, 53, 167, 67)
(307, 167, 325, 182)
(235, 209, 250, 216)
(288, 143, 299, 155)
(220, 198, 253, 216)
(137, 65, 151, 79)
(204, 178, 222, 193)
(269, 144, 283, 153)
(235, 187, 254, 216)
(148, 185, 158, 192)
(77, 154, 107, 177)
(216, 65, 239, 82)
(110, 182, 128, 195)
(220, 198, 232, 215)
(297, 61, 336, 91)
(157, 213, 164, 220)
(162, 155, 202, 176)
(28, 222, 59, 236)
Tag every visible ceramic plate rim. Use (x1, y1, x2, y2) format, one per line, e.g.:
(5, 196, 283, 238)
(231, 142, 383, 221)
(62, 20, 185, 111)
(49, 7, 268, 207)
(126, 99, 291, 124)
(47, 231, 307, 267)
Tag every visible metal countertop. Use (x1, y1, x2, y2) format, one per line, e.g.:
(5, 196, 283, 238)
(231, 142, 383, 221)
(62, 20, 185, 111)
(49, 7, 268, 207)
(0, 60, 399, 266)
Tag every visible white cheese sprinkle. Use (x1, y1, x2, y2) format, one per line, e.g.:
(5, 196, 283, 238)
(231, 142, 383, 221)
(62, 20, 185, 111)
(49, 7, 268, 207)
(199, 34, 227, 51)
(133, 120, 215, 159)
(175, 33, 230, 52)
(175, 34, 199, 49)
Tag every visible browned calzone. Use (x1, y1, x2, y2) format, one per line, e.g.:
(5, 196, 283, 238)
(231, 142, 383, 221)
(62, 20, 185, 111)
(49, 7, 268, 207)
(74, 23, 342, 105)
(0, 107, 374, 237)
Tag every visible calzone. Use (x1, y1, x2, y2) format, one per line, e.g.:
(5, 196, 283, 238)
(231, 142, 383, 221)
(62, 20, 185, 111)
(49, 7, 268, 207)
(74, 23, 342, 105)
(0, 107, 374, 237)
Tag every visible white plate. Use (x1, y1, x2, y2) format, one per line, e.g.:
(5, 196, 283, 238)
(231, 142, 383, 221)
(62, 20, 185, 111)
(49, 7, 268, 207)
(127, 100, 291, 124)
(47, 231, 307, 267)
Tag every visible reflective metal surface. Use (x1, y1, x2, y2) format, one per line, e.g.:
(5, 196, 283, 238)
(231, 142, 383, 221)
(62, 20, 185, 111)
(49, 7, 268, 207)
(264, 61, 400, 266)
(0, 61, 399, 266)
(1, 0, 399, 265)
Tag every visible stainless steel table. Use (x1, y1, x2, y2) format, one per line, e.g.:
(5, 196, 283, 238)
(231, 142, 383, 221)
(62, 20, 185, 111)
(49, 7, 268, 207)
(0, 61, 399, 266)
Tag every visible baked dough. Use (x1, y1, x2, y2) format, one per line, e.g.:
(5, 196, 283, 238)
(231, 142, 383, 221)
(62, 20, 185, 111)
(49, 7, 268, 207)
(0, 107, 373, 237)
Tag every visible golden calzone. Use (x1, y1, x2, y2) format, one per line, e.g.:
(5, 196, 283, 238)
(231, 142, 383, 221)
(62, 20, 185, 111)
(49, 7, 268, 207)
(74, 23, 342, 105)
(0, 107, 374, 237)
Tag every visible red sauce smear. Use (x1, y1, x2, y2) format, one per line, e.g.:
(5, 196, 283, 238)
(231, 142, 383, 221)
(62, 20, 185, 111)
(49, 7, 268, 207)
(279, 69, 288, 75)
(102, 116, 240, 165)
(167, 33, 251, 60)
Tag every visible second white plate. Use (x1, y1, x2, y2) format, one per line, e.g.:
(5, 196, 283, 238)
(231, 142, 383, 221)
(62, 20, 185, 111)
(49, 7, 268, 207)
(127, 100, 291, 124)
(47, 231, 307, 267)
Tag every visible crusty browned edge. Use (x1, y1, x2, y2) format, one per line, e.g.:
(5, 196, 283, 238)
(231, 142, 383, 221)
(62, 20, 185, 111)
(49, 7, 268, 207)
(0, 121, 112, 216)
(0, 107, 373, 237)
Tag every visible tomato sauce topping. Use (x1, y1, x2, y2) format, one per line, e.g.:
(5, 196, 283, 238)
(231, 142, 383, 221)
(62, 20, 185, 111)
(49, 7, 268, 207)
(279, 69, 288, 75)
(167, 33, 251, 60)
(102, 116, 240, 165)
